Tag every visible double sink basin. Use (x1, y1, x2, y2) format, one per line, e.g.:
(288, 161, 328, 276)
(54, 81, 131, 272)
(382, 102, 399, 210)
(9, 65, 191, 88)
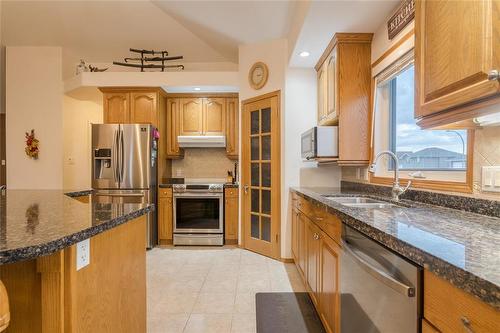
(323, 196, 398, 209)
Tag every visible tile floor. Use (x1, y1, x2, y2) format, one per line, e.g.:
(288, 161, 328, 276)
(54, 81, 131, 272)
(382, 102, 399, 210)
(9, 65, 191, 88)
(147, 246, 306, 333)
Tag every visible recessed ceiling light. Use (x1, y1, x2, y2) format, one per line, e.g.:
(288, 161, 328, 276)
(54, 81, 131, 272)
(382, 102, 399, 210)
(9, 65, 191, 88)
(299, 51, 310, 57)
(193, 87, 201, 91)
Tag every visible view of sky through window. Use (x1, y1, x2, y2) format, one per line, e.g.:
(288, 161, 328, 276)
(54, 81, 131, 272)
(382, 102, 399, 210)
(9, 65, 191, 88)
(392, 65, 467, 170)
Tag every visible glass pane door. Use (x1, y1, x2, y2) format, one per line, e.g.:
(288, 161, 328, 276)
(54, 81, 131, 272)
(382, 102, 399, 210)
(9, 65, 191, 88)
(249, 107, 272, 242)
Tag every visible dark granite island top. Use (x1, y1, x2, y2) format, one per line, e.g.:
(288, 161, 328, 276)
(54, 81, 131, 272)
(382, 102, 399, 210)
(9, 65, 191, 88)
(291, 187, 500, 309)
(0, 189, 152, 265)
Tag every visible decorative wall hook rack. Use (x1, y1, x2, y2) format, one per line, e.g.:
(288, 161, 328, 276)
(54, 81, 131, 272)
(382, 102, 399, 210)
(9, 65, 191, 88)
(113, 48, 184, 72)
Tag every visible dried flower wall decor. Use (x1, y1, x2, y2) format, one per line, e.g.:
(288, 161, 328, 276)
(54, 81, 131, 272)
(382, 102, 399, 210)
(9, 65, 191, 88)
(25, 129, 39, 159)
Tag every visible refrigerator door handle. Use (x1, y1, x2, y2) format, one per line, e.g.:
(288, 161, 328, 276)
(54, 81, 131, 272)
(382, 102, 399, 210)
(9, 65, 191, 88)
(112, 129, 119, 183)
(119, 129, 125, 184)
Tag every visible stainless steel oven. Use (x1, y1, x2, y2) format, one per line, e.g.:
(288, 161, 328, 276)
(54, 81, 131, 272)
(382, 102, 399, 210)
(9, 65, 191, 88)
(173, 184, 224, 246)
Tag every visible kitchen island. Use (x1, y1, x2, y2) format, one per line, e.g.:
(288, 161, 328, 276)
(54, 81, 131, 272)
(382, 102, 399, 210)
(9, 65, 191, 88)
(0, 190, 152, 333)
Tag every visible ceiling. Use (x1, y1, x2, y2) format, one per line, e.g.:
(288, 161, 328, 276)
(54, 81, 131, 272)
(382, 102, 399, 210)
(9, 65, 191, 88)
(1, 0, 398, 78)
(289, 0, 399, 67)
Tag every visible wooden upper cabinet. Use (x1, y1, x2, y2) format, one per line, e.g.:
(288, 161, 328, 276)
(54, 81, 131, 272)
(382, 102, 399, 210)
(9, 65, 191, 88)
(180, 98, 203, 136)
(130, 92, 157, 125)
(103, 92, 130, 124)
(225, 98, 239, 160)
(166, 98, 184, 159)
(315, 33, 373, 165)
(203, 98, 226, 136)
(415, 0, 500, 126)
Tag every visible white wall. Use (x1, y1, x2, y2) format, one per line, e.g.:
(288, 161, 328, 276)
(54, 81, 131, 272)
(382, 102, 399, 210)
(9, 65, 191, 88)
(6, 47, 63, 189)
(63, 96, 102, 189)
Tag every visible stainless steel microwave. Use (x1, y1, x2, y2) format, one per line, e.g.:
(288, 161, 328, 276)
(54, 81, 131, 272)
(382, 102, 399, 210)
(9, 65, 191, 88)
(301, 126, 338, 160)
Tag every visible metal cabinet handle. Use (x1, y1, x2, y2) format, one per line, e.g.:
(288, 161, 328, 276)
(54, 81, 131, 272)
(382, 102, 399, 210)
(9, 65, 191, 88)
(461, 317, 474, 333)
(343, 240, 415, 297)
(313, 233, 320, 240)
(243, 185, 249, 194)
(315, 217, 323, 221)
(488, 69, 499, 81)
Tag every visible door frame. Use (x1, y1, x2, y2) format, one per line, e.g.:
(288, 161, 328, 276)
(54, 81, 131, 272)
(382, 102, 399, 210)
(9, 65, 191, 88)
(240, 90, 281, 260)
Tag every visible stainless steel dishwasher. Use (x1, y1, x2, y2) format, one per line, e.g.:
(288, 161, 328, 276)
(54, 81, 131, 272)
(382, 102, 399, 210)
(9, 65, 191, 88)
(341, 224, 421, 333)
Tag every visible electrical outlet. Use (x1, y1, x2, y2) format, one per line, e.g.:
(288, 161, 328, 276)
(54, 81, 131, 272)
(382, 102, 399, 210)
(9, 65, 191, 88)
(482, 166, 500, 192)
(76, 239, 90, 270)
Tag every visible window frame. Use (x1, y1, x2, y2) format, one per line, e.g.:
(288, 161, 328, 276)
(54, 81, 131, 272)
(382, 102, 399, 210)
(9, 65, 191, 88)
(370, 46, 474, 194)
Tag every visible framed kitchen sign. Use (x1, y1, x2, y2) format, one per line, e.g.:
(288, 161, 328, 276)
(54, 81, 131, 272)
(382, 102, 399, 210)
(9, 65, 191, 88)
(387, 0, 415, 40)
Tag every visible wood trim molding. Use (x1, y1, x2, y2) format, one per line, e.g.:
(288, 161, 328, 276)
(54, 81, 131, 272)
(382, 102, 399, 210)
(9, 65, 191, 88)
(315, 33, 373, 71)
(369, 130, 475, 194)
(241, 90, 281, 105)
(372, 28, 415, 68)
(99, 87, 167, 96)
(165, 93, 238, 98)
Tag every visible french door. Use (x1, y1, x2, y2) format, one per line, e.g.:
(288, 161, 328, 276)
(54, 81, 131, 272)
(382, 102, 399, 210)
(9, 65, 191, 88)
(241, 91, 281, 259)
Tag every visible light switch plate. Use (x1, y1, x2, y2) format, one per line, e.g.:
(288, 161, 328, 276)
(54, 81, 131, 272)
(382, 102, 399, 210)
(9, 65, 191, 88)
(481, 166, 500, 192)
(76, 239, 90, 270)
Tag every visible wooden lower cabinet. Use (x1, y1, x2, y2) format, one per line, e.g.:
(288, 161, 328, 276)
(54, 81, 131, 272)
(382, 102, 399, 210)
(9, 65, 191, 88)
(292, 193, 341, 333)
(423, 270, 500, 333)
(224, 188, 239, 244)
(158, 188, 173, 245)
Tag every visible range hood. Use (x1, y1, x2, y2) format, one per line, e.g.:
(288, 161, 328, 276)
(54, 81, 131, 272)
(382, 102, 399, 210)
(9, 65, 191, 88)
(177, 135, 226, 148)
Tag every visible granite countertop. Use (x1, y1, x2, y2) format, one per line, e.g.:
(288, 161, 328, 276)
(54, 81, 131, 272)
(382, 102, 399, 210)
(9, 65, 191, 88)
(158, 183, 239, 188)
(0, 190, 152, 265)
(291, 187, 500, 309)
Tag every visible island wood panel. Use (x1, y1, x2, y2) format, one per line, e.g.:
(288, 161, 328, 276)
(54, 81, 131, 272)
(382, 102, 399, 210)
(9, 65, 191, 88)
(130, 92, 158, 125)
(65, 216, 146, 333)
(37, 252, 64, 333)
(203, 97, 226, 136)
(103, 92, 130, 124)
(422, 319, 440, 333)
(424, 270, 500, 333)
(0, 280, 9, 332)
(224, 188, 239, 244)
(180, 98, 203, 136)
(0, 260, 42, 333)
(415, 0, 500, 119)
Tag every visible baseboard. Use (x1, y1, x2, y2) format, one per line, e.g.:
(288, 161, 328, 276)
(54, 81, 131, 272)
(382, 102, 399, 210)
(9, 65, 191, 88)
(225, 239, 238, 245)
(158, 239, 173, 245)
(281, 258, 294, 263)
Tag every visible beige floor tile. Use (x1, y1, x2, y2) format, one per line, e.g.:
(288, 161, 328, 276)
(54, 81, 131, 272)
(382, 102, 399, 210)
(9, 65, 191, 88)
(233, 293, 256, 314)
(240, 250, 271, 265)
(150, 291, 199, 314)
(201, 276, 238, 293)
(238, 264, 268, 278)
(270, 276, 307, 292)
(192, 292, 236, 314)
(184, 313, 232, 333)
(147, 313, 189, 333)
(231, 313, 257, 333)
(237, 276, 271, 293)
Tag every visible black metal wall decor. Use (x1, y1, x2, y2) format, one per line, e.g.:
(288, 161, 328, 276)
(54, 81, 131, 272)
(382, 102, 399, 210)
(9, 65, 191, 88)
(113, 48, 184, 72)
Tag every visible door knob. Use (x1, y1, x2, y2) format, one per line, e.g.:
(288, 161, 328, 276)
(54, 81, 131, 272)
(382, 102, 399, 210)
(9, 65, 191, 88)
(488, 69, 499, 81)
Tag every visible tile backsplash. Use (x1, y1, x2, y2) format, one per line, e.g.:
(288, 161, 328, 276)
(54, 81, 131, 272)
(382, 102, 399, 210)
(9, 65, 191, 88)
(171, 148, 236, 179)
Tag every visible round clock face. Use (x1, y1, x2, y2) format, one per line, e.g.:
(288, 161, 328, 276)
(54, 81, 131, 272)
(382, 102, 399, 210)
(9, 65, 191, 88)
(249, 62, 268, 90)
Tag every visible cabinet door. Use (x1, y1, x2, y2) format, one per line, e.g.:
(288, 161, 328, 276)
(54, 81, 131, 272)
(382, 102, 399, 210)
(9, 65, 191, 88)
(415, 0, 500, 118)
(130, 92, 158, 125)
(317, 64, 328, 124)
(203, 98, 226, 136)
(226, 98, 239, 159)
(224, 189, 239, 241)
(291, 208, 299, 261)
(326, 51, 337, 121)
(158, 196, 173, 242)
(103, 92, 130, 124)
(305, 216, 320, 306)
(166, 98, 184, 158)
(180, 98, 203, 136)
(319, 232, 341, 333)
(297, 212, 307, 280)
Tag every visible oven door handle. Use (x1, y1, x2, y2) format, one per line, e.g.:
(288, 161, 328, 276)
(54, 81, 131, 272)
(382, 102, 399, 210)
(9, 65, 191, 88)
(94, 193, 145, 197)
(342, 240, 415, 297)
(174, 193, 223, 198)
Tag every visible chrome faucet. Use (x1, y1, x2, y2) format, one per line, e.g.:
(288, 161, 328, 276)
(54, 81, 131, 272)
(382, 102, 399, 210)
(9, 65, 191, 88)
(368, 150, 411, 202)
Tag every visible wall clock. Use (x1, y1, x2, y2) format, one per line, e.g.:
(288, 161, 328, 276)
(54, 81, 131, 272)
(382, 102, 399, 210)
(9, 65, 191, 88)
(248, 62, 269, 90)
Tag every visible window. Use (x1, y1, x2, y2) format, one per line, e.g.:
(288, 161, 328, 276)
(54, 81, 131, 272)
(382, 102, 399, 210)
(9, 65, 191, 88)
(372, 51, 471, 186)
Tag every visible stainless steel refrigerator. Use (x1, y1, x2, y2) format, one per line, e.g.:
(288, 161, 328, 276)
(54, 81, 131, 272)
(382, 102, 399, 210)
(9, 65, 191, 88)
(91, 124, 157, 248)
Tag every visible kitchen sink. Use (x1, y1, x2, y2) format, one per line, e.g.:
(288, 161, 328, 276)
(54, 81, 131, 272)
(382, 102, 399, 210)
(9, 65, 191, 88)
(323, 196, 398, 209)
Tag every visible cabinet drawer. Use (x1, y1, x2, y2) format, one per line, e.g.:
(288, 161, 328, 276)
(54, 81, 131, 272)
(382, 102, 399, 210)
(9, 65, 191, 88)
(314, 212, 341, 245)
(225, 188, 239, 197)
(424, 270, 500, 333)
(158, 188, 173, 198)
